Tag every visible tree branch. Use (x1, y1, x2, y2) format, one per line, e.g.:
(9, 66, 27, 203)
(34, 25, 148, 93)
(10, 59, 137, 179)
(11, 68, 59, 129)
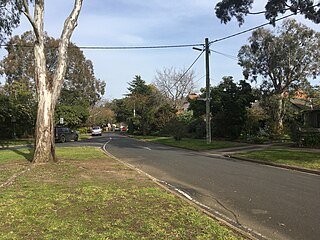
(21, 0, 40, 40)
(52, 0, 83, 100)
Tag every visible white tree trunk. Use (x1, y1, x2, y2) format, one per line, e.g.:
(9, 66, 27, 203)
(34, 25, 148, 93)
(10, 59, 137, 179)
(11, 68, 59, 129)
(26, 0, 83, 163)
(273, 93, 286, 136)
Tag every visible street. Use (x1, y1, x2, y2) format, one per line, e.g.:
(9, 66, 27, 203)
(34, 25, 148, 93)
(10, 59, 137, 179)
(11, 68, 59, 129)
(101, 133, 320, 240)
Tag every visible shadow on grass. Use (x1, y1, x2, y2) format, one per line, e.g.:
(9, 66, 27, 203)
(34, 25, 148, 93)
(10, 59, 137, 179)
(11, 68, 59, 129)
(11, 148, 34, 162)
(0, 139, 34, 162)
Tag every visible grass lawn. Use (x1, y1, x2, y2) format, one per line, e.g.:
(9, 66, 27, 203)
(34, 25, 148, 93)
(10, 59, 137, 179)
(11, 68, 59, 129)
(0, 134, 91, 147)
(0, 147, 243, 240)
(233, 148, 320, 170)
(0, 139, 33, 148)
(131, 136, 245, 151)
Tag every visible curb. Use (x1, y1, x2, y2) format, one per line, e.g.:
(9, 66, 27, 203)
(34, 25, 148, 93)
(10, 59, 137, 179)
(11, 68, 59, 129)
(224, 155, 320, 176)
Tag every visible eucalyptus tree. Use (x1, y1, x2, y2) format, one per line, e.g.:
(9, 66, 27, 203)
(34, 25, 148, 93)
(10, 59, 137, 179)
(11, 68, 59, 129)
(1, 31, 105, 134)
(238, 19, 320, 135)
(215, 0, 320, 25)
(0, 0, 84, 162)
(1, 31, 105, 107)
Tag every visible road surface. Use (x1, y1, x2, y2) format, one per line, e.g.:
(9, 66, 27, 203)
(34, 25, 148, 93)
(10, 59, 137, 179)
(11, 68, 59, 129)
(102, 133, 320, 240)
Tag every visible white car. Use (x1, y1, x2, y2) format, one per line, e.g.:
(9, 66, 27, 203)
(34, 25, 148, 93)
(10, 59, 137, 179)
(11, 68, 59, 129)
(91, 126, 102, 136)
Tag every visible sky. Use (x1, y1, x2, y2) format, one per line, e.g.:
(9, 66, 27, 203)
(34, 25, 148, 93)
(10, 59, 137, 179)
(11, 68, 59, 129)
(1, 0, 320, 100)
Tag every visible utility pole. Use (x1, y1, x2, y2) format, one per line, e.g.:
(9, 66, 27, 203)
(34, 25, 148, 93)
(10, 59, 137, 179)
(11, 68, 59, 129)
(205, 38, 211, 144)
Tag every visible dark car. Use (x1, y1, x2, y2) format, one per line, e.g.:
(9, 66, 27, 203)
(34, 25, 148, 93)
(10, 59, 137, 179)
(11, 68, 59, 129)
(55, 127, 79, 143)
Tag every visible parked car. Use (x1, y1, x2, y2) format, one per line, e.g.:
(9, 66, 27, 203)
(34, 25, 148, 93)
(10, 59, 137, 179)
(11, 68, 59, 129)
(55, 127, 78, 143)
(91, 126, 102, 136)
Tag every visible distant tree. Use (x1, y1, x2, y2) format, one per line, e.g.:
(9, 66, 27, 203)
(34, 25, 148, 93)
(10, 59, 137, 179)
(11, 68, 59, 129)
(238, 19, 320, 135)
(215, 0, 320, 26)
(111, 98, 133, 124)
(126, 76, 165, 135)
(154, 67, 197, 110)
(127, 75, 152, 96)
(189, 76, 256, 139)
(55, 105, 89, 128)
(87, 101, 115, 127)
(153, 103, 176, 131)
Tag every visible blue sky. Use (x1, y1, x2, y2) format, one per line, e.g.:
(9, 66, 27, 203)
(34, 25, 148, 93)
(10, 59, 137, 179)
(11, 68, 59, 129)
(1, 0, 319, 99)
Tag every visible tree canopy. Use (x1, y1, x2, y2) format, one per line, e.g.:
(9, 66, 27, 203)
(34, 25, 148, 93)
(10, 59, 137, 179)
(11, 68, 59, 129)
(189, 76, 256, 139)
(238, 19, 320, 134)
(1, 31, 105, 108)
(215, 0, 320, 25)
(0, 0, 22, 42)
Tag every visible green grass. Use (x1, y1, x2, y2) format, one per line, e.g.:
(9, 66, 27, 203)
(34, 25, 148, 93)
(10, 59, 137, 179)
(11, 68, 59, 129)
(131, 136, 245, 151)
(233, 148, 320, 170)
(0, 139, 33, 147)
(0, 147, 243, 240)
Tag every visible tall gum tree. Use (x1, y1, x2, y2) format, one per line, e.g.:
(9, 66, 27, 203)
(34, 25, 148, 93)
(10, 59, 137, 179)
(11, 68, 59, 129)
(238, 19, 320, 135)
(20, 0, 83, 163)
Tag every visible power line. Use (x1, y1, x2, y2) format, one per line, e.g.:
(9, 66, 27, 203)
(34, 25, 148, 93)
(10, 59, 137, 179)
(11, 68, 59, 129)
(210, 49, 238, 61)
(176, 49, 204, 83)
(210, 13, 295, 44)
(0, 43, 205, 50)
(78, 43, 204, 50)
(0, 13, 297, 51)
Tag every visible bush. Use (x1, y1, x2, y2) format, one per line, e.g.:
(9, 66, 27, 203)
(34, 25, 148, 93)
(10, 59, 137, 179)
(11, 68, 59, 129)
(164, 118, 188, 141)
(188, 118, 206, 139)
(77, 127, 91, 134)
(299, 132, 320, 147)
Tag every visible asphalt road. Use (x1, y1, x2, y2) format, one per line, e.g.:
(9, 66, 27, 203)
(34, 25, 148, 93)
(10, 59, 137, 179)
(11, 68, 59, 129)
(101, 133, 320, 240)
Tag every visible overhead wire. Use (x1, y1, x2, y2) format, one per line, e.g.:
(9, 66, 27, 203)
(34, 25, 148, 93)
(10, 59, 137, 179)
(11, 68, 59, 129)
(209, 49, 238, 61)
(210, 13, 295, 44)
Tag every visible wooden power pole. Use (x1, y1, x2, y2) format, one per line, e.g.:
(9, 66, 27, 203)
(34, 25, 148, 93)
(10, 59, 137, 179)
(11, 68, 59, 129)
(205, 38, 211, 144)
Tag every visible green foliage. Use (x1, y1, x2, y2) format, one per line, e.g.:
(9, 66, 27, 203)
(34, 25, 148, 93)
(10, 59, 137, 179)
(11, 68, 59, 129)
(238, 19, 320, 135)
(55, 105, 89, 128)
(0, 0, 22, 43)
(0, 32, 104, 135)
(241, 100, 270, 143)
(2, 31, 105, 108)
(154, 103, 176, 131)
(87, 101, 115, 127)
(215, 0, 320, 26)
(300, 133, 320, 148)
(111, 98, 133, 124)
(0, 82, 36, 139)
(189, 76, 255, 139)
(188, 118, 206, 139)
(163, 118, 188, 141)
(127, 75, 152, 96)
(114, 75, 169, 136)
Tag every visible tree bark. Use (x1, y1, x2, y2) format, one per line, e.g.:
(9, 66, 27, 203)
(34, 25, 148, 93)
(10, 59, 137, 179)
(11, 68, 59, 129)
(31, 0, 83, 163)
(273, 93, 286, 136)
